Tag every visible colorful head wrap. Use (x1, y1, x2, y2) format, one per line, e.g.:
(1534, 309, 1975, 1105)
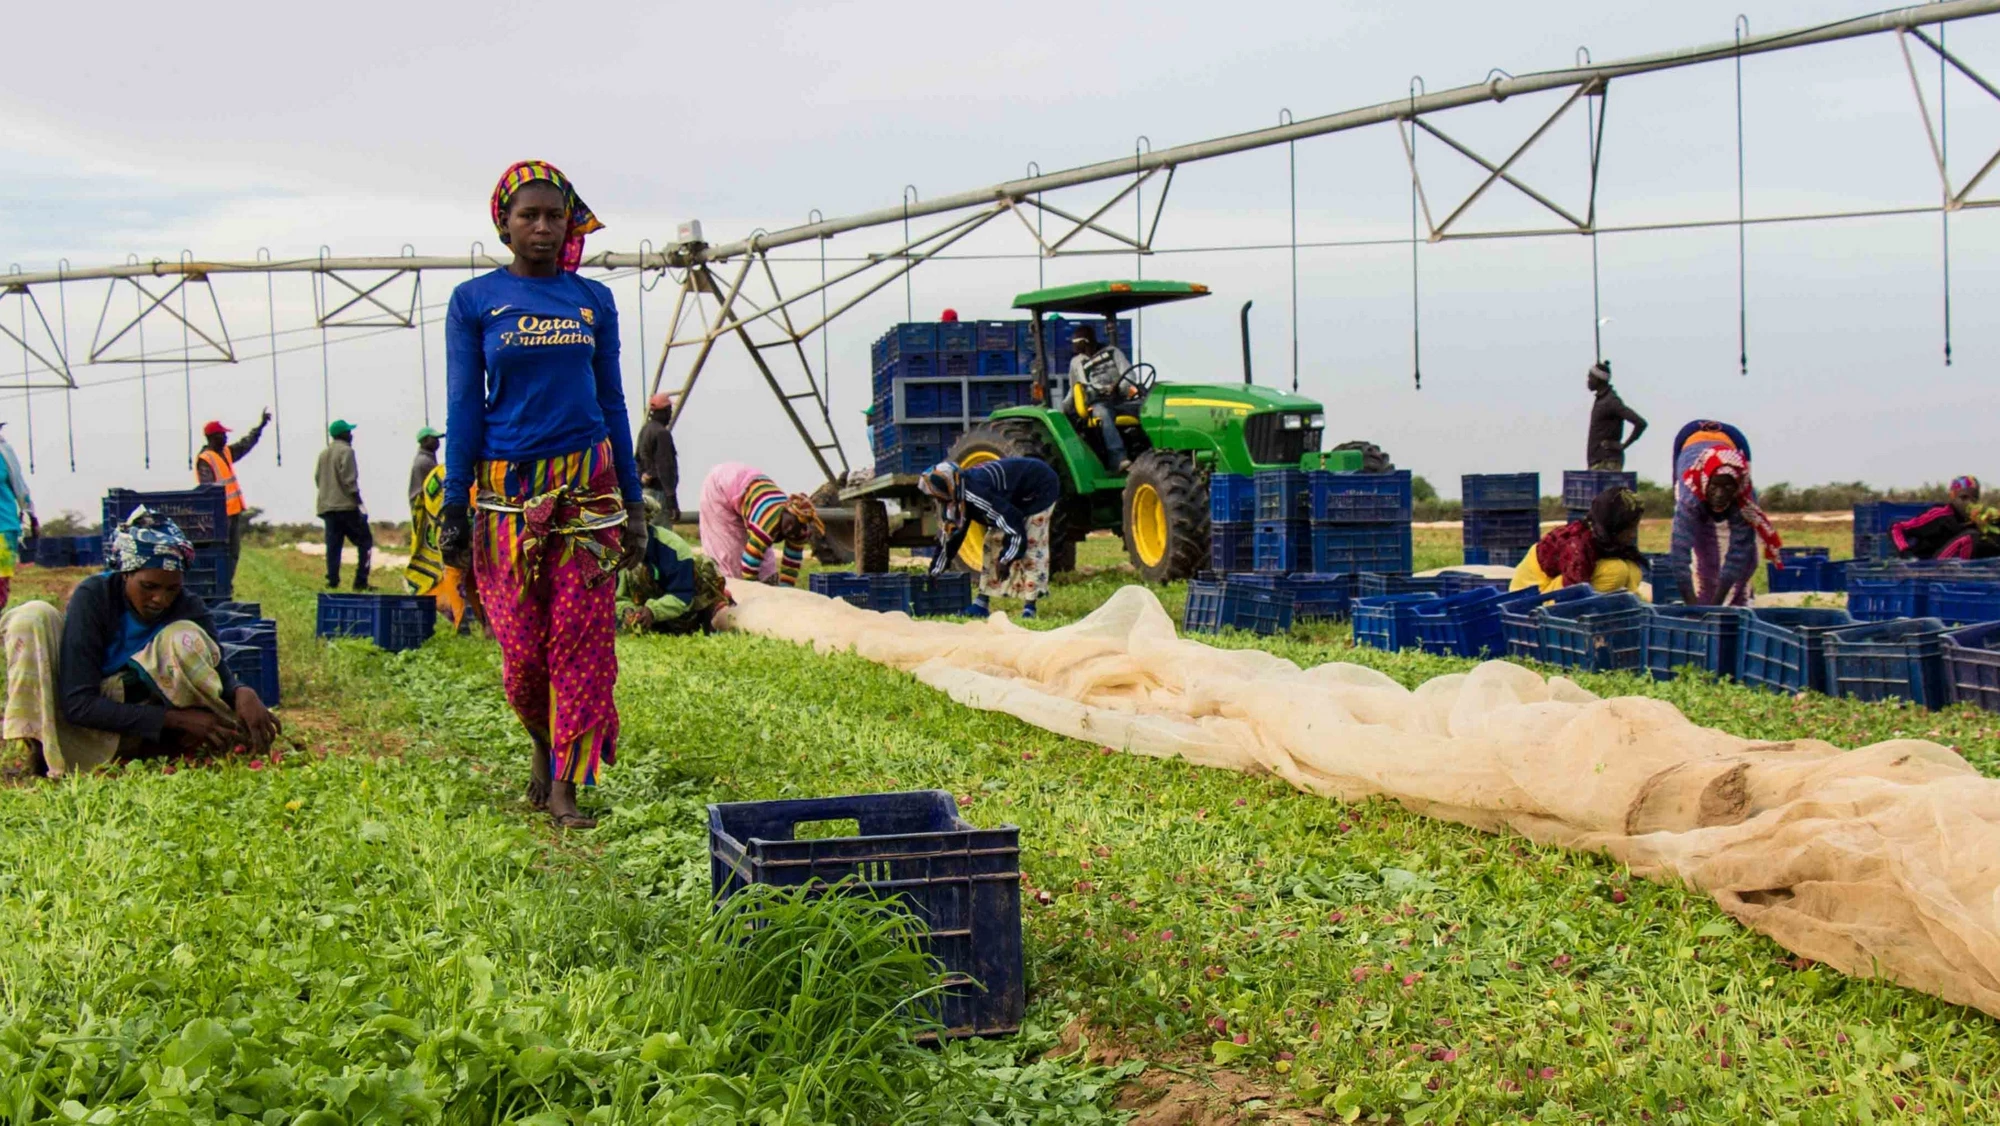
(1682, 446, 1783, 566)
(918, 462, 962, 503)
(1951, 475, 1981, 501)
(490, 160, 604, 273)
(783, 493, 824, 542)
(110, 507, 196, 574)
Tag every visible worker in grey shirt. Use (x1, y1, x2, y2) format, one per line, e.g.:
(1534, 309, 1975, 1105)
(409, 426, 443, 512)
(314, 419, 372, 590)
(1067, 324, 1135, 473)
(1585, 360, 1647, 471)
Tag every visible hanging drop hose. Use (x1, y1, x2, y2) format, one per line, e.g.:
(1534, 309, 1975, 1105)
(1408, 79, 1424, 391)
(15, 298, 32, 473)
(1941, 23, 1954, 367)
(1134, 137, 1150, 364)
(1581, 49, 1604, 364)
(56, 259, 73, 472)
(1281, 109, 1299, 394)
(902, 186, 917, 322)
(135, 264, 151, 470)
(1025, 165, 1043, 290)
(180, 251, 194, 470)
(1735, 15, 1750, 377)
(259, 248, 281, 466)
(317, 247, 331, 442)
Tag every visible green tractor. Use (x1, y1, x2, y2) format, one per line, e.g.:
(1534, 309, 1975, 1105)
(842, 279, 1381, 582)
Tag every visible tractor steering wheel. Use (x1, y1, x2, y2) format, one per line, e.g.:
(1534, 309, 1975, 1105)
(1116, 362, 1158, 402)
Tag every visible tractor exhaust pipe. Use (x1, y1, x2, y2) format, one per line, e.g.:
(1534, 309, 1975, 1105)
(1239, 300, 1254, 385)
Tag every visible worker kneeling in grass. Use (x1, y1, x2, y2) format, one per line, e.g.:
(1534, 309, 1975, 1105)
(697, 462, 822, 588)
(0, 509, 280, 778)
(617, 498, 732, 634)
(921, 458, 1060, 620)
(1511, 486, 1648, 596)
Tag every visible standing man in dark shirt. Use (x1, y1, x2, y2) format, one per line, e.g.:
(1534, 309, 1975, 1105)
(635, 391, 680, 525)
(1585, 361, 1647, 470)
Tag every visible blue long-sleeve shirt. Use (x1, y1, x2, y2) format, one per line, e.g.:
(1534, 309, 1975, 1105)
(936, 458, 1062, 570)
(444, 270, 642, 503)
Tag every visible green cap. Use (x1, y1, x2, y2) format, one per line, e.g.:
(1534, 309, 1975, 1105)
(328, 419, 355, 438)
(415, 426, 444, 441)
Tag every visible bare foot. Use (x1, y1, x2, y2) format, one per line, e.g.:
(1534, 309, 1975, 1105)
(547, 780, 596, 829)
(527, 731, 553, 809)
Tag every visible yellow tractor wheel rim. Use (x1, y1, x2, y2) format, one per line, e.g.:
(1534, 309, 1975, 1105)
(953, 450, 1000, 570)
(1131, 483, 1167, 567)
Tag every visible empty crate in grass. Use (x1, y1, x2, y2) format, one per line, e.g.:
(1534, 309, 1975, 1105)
(1409, 589, 1511, 658)
(1538, 593, 1648, 673)
(1312, 523, 1412, 574)
(1312, 470, 1412, 523)
(1928, 583, 2000, 627)
(103, 486, 231, 544)
(1824, 618, 1948, 709)
(1853, 502, 1931, 559)
(807, 572, 873, 607)
(1356, 573, 1445, 598)
(1183, 579, 1294, 635)
(1737, 608, 1852, 695)
(1463, 510, 1541, 549)
(316, 593, 437, 652)
(868, 573, 974, 617)
(1232, 572, 1351, 620)
(707, 790, 1023, 1040)
(1210, 524, 1255, 573)
(1460, 473, 1539, 512)
(1352, 593, 1435, 652)
(1846, 571, 1925, 622)
(1944, 622, 2000, 712)
(1643, 606, 1746, 681)
(1437, 570, 1512, 595)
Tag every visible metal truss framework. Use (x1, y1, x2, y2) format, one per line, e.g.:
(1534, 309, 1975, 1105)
(5, 0, 2000, 481)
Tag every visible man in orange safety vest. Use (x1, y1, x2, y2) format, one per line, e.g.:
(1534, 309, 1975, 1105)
(196, 409, 272, 569)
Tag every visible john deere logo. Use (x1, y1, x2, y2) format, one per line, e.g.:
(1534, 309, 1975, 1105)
(579, 307, 595, 325)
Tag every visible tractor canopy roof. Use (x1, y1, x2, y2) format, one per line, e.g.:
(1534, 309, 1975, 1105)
(1011, 279, 1209, 316)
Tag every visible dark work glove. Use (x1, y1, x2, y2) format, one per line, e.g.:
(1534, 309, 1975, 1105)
(618, 503, 648, 572)
(440, 504, 472, 570)
(994, 555, 1014, 583)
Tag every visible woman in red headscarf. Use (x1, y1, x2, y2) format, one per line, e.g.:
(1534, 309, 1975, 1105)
(1666, 421, 1782, 605)
(439, 161, 646, 829)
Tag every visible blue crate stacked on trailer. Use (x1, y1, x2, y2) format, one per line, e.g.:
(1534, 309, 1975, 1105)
(1310, 470, 1413, 576)
(102, 485, 233, 600)
(869, 318, 1081, 474)
(1460, 473, 1540, 567)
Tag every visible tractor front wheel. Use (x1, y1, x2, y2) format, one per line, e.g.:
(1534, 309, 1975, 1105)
(1121, 450, 1208, 583)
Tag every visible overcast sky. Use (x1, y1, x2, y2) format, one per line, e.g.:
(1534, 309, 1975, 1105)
(4, 0, 2000, 523)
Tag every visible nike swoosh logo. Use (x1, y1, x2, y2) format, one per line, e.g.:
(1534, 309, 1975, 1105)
(488, 306, 511, 316)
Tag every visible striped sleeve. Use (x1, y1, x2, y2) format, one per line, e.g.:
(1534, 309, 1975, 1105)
(738, 476, 788, 580)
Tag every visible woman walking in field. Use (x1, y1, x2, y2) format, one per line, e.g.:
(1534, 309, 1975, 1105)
(439, 160, 645, 829)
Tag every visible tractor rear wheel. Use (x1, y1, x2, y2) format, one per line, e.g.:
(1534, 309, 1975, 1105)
(1333, 440, 1396, 473)
(947, 420, 1080, 575)
(1121, 450, 1208, 583)
(853, 498, 891, 574)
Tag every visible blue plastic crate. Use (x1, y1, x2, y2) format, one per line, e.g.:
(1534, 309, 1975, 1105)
(1847, 575, 1926, 622)
(1409, 588, 1512, 657)
(103, 486, 231, 545)
(900, 381, 965, 422)
(1737, 607, 1853, 695)
(976, 321, 1018, 351)
(866, 573, 974, 617)
(1255, 470, 1312, 521)
(1461, 473, 1540, 512)
(1460, 544, 1527, 567)
(871, 333, 891, 371)
(1209, 523, 1255, 573)
(1209, 474, 1258, 525)
(1825, 618, 1948, 709)
(938, 322, 977, 352)
(215, 601, 262, 618)
(1232, 572, 1352, 621)
(1643, 605, 1747, 681)
(1928, 582, 2000, 626)
(874, 353, 940, 390)
(32, 537, 74, 568)
(1182, 578, 1294, 635)
(975, 351, 1018, 377)
(971, 379, 1032, 415)
(1944, 621, 2000, 712)
(1767, 557, 1824, 593)
(316, 593, 437, 652)
(1352, 593, 1437, 651)
(1463, 510, 1542, 549)
(220, 632, 281, 707)
(72, 535, 104, 568)
(1312, 523, 1413, 574)
(181, 545, 234, 602)
(940, 352, 975, 379)
(884, 323, 938, 361)
(1853, 501, 1933, 536)
(1437, 570, 1512, 595)
(1355, 572, 1445, 598)
(1311, 470, 1412, 523)
(1501, 602, 1543, 662)
(1539, 593, 1649, 673)
(1819, 559, 1850, 593)
(1561, 470, 1638, 513)
(808, 572, 874, 607)
(1642, 553, 1683, 605)
(1252, 520, 1311, 574)
(708, 789, 1022, 1039)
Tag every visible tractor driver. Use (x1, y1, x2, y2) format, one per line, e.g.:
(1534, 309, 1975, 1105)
(1068, 325, 1135, 474)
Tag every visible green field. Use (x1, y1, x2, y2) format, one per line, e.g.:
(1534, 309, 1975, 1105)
(5, 528, 1997, 1125)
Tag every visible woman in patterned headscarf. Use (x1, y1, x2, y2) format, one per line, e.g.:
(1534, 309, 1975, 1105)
(438, 160, 645, 829)
(696, 463, 823, 588)
(1510, 486, 1648, 596)
(0, 509, 278, 777)
(1666, 421, 1782, 605)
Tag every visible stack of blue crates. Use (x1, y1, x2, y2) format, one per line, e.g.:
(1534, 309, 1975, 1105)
(868, 318, 1132, 476)
(102, 486, 233, 600)
(1253, 470, 1313, 572)
(1853, 501, 1933, 561)
(1209, 473, 1257, 573)
(1309, 470, 1413, 575)
(1562, 470, 1638, 524)
(1026, 318, 1133, 383)
(1461, 473, 1540, 567)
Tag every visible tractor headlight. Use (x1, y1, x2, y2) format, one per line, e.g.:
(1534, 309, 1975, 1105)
(1308, 412, 1326, 429)
(1281, 414, 1304, 431)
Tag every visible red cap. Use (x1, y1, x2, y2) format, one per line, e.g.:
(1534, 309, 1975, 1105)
(939, 308, 959, 322)
(202, 420, 229, 437)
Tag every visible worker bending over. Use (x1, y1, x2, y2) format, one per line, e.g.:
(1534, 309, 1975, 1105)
(1666, 420, 1781, 606)
(196, 410, 270, 570)
(1069, 325, 1135, 473)
(921, 457, 1061, 620)
(697, 462, 822, 588)
(616, 498, 731, 634)
(1893, 476, 1999, 560)
(1511, 486, 1648, 595)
